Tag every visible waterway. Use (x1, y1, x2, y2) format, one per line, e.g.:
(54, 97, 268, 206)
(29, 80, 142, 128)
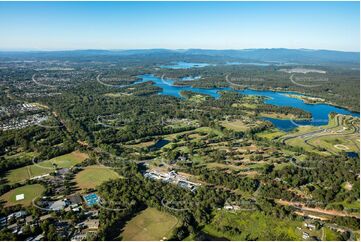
(137, 74, 359, 131)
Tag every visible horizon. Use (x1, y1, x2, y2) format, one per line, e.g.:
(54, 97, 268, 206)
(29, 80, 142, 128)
(0, 1, 359, 52)
(0, 47, 359, 53)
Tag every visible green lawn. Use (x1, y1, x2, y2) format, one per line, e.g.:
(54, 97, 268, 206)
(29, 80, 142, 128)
(75, 165, 120, 190)
(5, 151, 88, 184)
(120, 207, 179, 241)
(203, 210, 302, 241)
(0, 184, 45, 207)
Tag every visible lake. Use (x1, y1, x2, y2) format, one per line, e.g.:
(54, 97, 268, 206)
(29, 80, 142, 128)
(137, 74, 359, 131)
(159, 62, 213, 69)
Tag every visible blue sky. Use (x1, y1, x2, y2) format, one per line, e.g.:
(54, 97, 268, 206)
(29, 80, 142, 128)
(0, 1, 359, 51)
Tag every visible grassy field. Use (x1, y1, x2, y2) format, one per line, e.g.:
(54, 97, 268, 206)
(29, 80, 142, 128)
(5, 151, 88, 184)
(187, 94, 207, 103)
(162, 126, 223, 142)
(0, 184, 45, 207)
(260, 112, 308, 120)
(124, 140, 155, 148)
(74, 165, 120, 190)
(120, 207, 179, 241)
(104, 92, 131, 97)
(232, 103, 258, 109)
(220, 120, 249, 132)
(203, 210, 302, 241)
(256, 129, 286, 140)
(207, 162, 240, 171)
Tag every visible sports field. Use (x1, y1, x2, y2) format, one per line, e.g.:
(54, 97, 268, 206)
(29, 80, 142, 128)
(120, 207, 179, 241)
(0, 184, 45, 207)
(74, 165, 120, 190)
(5, 151, 88, 184)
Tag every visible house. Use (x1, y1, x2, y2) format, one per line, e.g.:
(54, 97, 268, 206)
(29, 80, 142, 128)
(33, 234, 44, 241)
(49, 200, 66, 211)
(7, 210, 27, 220)
(56, 168, 70, 176)
(302, 232, 310, 239)
(84, 219, 99, 230)
(68, 194, 83, 206)
(0, 217, 6, 228)
(85, 210, 99, 218)
(304, 223, 316, 230)
(7, 223, 18, 232)
(71, 233, 87, 241)
(39, 214, 52, 221)
(25, 216, 34, 224)
(71, 206, 81, 212)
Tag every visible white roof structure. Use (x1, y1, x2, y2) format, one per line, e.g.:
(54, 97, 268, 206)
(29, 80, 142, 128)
(15, 194, 24, 201)
(49, 200, 66, 211)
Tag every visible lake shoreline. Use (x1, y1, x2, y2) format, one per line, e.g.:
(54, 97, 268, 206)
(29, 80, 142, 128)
(151, 73, 359, 114)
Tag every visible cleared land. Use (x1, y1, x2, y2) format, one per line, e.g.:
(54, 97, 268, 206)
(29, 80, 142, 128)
(120, 207, 179, 241)
(260, 112, 309, 120)
(0, 184, 45, 207)
(75, 165, 120, 190)
(221, 120, 251, 132)
(4, 151, 88, 184)
(257, 129, 286, 140)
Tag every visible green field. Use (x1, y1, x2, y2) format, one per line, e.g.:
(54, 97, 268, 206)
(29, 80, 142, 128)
(162, 126, 223, 142)
(4, 151, 88, 184)
(221, 120, 249, 132)
(260, 112, 307, 120)
(125, 140, 155, 148)
(120, 207, 179, 241)
(187, 94, 207, 103)
(203, 210, 302, 241)
(0, 184, 45, 207)
(75, 165, 120, 190)
(257, 129, 286, 140)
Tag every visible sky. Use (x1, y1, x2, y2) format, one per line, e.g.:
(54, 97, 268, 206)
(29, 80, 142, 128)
(0, 1, 359, 51)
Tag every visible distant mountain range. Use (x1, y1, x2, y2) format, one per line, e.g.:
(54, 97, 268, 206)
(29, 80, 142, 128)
(0, 48, 359, 65)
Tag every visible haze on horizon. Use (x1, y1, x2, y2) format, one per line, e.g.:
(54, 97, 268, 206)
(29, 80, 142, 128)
(0, 1, 359, 52)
